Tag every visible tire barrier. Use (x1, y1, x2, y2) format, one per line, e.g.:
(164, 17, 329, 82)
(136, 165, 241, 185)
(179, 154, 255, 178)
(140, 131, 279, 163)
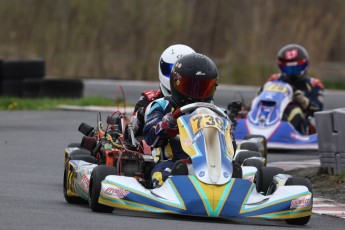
(0, 59, 45, 97)
(1, 59, 45, 80)
(0, 59, 3, 95)
(1, 80, 23, 97)
(39, 79, 84, 98)
(22, 78, 43, 98)
(1, 59, 84, 98)
(315, 108, 345, 175)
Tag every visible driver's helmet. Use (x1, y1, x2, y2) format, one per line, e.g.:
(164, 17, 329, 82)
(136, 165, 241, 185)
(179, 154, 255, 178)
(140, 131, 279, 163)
(159, 44, 195, 96)
(170, 53, 219, 107)
(277, 44, 309, 83)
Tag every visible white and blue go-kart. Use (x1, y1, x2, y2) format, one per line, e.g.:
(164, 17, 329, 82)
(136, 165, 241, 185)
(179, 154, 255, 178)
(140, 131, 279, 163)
(234, 80, 318, 150)
(65, 102, 313, 225)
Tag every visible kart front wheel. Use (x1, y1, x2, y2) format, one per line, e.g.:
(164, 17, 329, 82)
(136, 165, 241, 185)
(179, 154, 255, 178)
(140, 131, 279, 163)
(63, 154, 97, 204)
(89, 165, 117, 213)
(255, 167, 285, 195)
(284, 177, 313, 225)
(63, 168, 87, 204)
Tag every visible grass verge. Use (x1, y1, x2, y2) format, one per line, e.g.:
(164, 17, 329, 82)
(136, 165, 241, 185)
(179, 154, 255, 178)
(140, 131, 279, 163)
(0, 96, 122, 110)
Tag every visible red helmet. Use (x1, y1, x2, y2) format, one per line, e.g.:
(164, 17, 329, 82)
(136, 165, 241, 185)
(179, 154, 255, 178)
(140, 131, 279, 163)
(277, 44, 309, 82)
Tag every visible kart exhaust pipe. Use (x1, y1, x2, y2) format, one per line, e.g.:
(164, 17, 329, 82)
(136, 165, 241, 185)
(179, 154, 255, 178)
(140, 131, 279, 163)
(78, 122, 94, 136)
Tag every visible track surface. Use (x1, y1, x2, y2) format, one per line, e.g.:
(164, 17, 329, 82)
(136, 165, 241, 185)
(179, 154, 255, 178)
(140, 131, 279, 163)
(1, 111, 345, 230)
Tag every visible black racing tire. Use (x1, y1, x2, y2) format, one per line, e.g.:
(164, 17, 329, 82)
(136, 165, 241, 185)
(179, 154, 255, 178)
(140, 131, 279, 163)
(70, 150, 96, 164)
(235, 150, 262, 165)
(67, 142, 82, 148)
(39, 79, 84, 98)
(89, 165, 117, 213)
(69, 148, 91, 156)
(63, 154, 97, 204)
(285, 177, 313, 225)
(0, 60, 3, 94)
(239, 142, 259, 152)
(244, 134, 268, 165)
(63, 167, 86, 204)
(242, 158, 264, 169)
(1, 60, 45, 80)
(255, 167, 285, 194)
(22, 78, 43, 98)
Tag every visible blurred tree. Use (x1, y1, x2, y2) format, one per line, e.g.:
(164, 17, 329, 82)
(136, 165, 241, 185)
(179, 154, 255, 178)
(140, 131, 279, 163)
(0, 0, 344, 85)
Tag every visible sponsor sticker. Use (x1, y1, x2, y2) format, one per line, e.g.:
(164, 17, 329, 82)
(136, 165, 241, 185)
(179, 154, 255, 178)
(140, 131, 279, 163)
(290, 196, 311, 209)
(80, 175, 90, 189)
(104, 187, 130, 199)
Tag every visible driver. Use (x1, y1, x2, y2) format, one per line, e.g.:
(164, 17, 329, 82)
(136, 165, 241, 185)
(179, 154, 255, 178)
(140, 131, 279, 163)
(264, 44, 324, 134)
(130, 44, 195, 137)
(143, 53, 237, 188)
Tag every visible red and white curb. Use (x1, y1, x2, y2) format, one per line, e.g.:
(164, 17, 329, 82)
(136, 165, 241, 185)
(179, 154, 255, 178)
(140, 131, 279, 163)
(313, 198, 345, 219)
(268, 159, 345, 219)
(267, 159, 320, 171)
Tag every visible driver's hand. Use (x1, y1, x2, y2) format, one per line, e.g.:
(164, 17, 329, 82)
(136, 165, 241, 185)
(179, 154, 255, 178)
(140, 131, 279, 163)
(293, 90, 309, 109)
(155, 113, 178, 138)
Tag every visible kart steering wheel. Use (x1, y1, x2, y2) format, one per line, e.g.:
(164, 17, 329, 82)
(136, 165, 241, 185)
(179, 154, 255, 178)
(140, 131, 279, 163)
(172, 102, 228, 119)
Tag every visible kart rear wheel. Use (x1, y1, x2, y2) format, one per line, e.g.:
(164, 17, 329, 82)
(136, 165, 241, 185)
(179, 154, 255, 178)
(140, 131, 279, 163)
(69, 149, 92, 158)
(235, 150, 261, 165)
(244, 134, 267, 165)
(242, 158, 264, 169)
(67, 142, 81, 148)
(239, 142, 259, 152)
(284, 177, 313, 225)
(255, 167, 285, 195)
(89, 165, 117, 213)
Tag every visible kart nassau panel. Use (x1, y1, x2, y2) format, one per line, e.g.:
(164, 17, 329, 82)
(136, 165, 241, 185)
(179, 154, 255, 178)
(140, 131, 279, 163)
(99, 175, 312, 219)
(234, 81, 317, 149)
(66, 158, 97, 200)
(235, 119, 318, 149)
(177, 110, 234, 185)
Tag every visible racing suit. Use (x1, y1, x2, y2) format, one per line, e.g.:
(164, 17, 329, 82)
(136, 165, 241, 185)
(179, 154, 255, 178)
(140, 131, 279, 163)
(267, 73, 324, 134)
(130, 89, 164, 137)
(143, 98, 237, 187)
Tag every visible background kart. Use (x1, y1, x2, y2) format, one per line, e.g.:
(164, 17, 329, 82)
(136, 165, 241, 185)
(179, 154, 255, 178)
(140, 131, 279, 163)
(230, 81, 318, 150)
(63, 102, 313, 225)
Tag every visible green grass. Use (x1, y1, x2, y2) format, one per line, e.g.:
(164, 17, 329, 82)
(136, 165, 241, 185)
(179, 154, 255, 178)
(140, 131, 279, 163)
(0, 96, 122, 110)
(324, 80, 345, 90)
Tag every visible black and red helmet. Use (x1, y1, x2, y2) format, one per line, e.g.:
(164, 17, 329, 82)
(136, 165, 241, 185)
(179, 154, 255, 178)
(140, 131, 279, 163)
(277, 44, 309, 82)
(170, 53, 219, 106)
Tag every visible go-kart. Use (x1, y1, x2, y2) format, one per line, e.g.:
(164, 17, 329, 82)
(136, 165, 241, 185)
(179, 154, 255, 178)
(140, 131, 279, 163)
(230, 80, 318, 150)
(64, 102, 313, 225)
(63, 110, 155, 203)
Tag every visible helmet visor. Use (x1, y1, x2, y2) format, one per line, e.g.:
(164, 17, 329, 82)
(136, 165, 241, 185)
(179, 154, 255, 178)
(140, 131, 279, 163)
(172, 75, 217, 99)
(279, 59, 307, 75)
(160, 59, 174, 78)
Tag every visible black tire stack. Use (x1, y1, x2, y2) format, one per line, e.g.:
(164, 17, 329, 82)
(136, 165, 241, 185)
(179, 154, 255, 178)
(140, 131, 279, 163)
(0, 59, 84, 98)
(0, 59, 45, 97)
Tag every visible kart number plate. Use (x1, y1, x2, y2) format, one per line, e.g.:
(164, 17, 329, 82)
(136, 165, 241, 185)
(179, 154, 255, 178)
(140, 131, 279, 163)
(265, 83, 287, 93)
(190, 114, 224, 134)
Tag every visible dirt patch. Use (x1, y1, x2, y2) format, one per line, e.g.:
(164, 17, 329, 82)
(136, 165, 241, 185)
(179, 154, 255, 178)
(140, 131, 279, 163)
(288, 167, 345, 204)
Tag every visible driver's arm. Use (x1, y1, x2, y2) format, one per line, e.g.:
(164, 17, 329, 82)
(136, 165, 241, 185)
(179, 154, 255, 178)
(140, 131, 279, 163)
(306, 80, 324, 117)
(143, 101, 171, 147)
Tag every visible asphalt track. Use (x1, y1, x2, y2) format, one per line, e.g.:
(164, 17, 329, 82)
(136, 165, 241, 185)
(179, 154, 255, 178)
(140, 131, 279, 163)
(83, 79, 345, 111)
(1, 110, 345, 230)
